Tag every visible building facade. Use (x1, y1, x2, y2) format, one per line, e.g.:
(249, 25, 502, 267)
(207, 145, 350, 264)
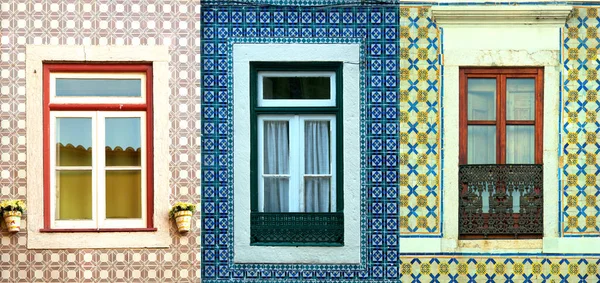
(1, 0, 200, 282)
(201, 0, 600, 282)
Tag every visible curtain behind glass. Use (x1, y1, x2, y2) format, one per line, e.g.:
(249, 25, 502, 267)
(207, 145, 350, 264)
(263, 121, 290, 212)
(304, 121, 331, 212)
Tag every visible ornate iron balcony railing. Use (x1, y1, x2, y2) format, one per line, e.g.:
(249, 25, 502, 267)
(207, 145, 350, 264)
(250, 212, 344, 246)
(459, 164, 543, 239)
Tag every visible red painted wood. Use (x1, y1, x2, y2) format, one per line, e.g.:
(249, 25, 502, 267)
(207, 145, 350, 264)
(39, 228, 157, 233)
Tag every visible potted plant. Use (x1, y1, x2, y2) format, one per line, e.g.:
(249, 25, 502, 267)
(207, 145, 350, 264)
(0, 199, 26, 233)
(169, 202, 196, 233)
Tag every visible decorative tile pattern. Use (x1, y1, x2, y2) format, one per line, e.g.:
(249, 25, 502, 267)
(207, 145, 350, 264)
(563, 7, 600, 236)
(201, 3, 400, 281)
(399, 6, 442, 235)
(0, 0, 200, 282)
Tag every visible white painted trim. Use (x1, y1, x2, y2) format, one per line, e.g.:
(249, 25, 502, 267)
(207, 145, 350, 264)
(257, 71, 336, 107)
(436, 18, 581, 253)
(50, 72, 146, 104)
(233, 43, 361, 264)
(26, 45, 171, 249)
(432, 5, 573, 26)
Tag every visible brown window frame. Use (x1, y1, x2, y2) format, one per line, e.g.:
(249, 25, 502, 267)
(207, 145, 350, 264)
(459, 67, 544, 165)
(458, 67, 544, 240)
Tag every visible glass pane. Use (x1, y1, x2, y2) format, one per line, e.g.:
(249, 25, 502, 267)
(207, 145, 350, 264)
(262, 76, 330, 100)
(468, 126, 496, 164)
(305, 121, 330, 174)
(56, 79, 141, 97)
(105, 118, 141, 166)
(263, 121, 289, 174)
(305, 177, 331, 212)
(507, 79, 535, 120)
(506, 126, 535, 164)
(468, 78, 496, 120)
(56, 170, 92, 220)
(56, 118, 92, 166)
(106, 170, 142, 218)
(264, 178, 289, 212)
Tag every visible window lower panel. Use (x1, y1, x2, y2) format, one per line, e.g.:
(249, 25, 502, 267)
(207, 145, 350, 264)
(459, 164, 543, 239)
(250, 212, 344, 246)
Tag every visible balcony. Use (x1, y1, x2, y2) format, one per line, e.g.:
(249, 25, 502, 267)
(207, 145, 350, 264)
(459, 164, 543, 239)
(250, 212, 344, 246)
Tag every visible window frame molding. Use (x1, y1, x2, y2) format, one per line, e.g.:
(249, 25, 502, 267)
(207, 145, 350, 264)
(43, 64, 154, 231)
(458, 67, 544, 240)
(232, 43, 361, 264)
(250, 62, 344, 215)
(26, 45, 170, 249)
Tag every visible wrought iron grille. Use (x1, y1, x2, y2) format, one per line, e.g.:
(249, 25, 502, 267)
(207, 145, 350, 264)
(250, 212, 344, 245)
(459, 164, 543, 238)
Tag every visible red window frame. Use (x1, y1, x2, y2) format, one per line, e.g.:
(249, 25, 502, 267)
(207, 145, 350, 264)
(459, 67, 544, 165)
(42, 63, 155, 232)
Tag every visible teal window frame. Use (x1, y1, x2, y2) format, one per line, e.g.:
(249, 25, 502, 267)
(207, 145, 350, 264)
(249, 62, 344, 246)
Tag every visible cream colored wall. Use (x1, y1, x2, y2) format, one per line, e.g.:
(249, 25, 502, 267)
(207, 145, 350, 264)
(25, 45, 171, 249)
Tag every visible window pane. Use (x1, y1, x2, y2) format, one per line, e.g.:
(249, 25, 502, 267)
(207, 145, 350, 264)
(264, 178, 289, 212)
(264, 121, 289, 174)
(468, 78, 496, 120)
(56, 79, 141, 97)
(106, 170, 142, 218)
(506, 126, 535, 164)
(304, 121, 330, 174)
(507, 79, 535, 120)
(305, 177, 331, 212)
(56, 118, 92, 166)
(56, 170, 92, 220)
(263, 77, 330, 100)
(105, 118, 141, 166)
(468, 125, 496, 164)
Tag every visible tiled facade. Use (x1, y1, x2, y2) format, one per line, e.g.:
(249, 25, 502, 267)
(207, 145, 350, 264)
(1, 0, 600, 282)
(0, 0, 200, 282)
(201, 2, 600, 283)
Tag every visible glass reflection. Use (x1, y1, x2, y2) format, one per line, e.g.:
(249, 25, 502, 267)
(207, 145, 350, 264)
(56, 79, 141, 97)
(105, 118, 141, 166)
(507, 79, 535, 120)
(56, 118, 92, 166)
(468, 79, 496, 120)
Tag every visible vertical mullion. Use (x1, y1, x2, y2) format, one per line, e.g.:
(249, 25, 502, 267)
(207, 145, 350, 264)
(498, 74, 506, 164)
(536, 68, 544, 164)
(459, 70, 468, 165)
(95, 112, 103, 229)
(257, 117, 264, 212)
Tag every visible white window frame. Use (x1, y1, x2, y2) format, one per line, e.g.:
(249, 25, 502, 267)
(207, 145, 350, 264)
(233, 43, 361, 264)
(257, 114, 336, 213)
(49, 72, 147, 105)
(257, 71, 336, 107)
(49, 110, 147, 229)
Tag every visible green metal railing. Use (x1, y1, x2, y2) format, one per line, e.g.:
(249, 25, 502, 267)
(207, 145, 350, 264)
(250, 212, 344, 246)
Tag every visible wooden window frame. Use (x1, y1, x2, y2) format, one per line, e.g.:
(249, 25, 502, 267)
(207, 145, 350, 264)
(459, 67, 544, 165)
(42, 63, 155, 232)
(459, 67, 544, 240)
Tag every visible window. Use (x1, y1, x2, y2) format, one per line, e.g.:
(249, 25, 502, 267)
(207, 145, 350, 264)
(459, 67, 543, 239)
(250, 62, 343, 246)
(43, 64, 154, 231)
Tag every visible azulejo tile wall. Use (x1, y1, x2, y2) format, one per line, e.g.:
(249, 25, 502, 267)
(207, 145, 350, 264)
(201, 1, 401, 281)
(0, 0, 200, 282)
(399, 6, 442, 236)
(563, 7, 600, 236)
(201, 2, 600, 282)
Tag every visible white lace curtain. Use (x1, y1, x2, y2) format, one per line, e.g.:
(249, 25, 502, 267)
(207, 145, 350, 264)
(262, 120, 332, 213)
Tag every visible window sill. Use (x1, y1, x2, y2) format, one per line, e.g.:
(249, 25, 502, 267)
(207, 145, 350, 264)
(40, 228, 157, 233)
(454, 239, 543, 253)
